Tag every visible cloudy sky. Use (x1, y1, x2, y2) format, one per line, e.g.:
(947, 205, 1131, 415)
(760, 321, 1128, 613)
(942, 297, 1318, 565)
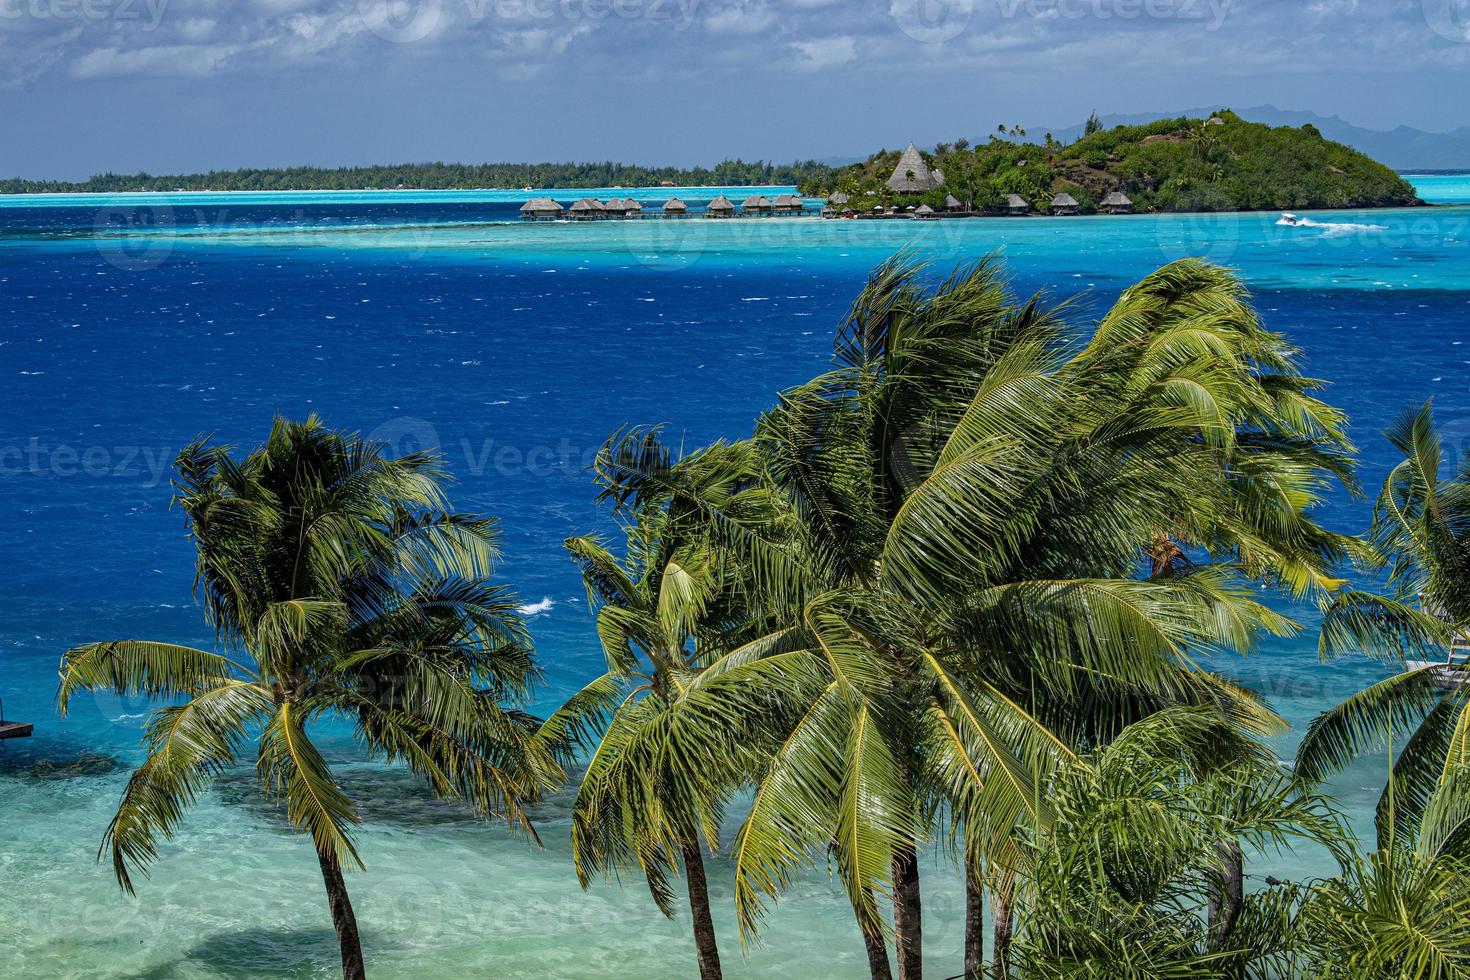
(2, 0, 1469, 178)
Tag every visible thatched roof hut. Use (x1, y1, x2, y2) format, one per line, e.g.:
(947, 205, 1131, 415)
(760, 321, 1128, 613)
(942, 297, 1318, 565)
(662, 197, 688, 215)
(914, 204, 937, 218)
(602, 198, 632, 216)
(943, 194, 963, 211)
(705, 195, 735, 217)
(569, 198, 606, 219)
(1050, 193, 1079, 215)
(519, 197, 563, 219)
(772, 193, 804, 213)
(742, 195, 773, 213)
(887, 143, 942, 194)
(1100, 191, 1132, 214)
(829, 191, 850, 205)
(1004, 194, 1030, 214)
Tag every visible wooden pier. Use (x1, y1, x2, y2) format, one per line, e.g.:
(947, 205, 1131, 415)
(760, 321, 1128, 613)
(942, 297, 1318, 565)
(0, 720, 33, 740)
(0, 694, 31, 739)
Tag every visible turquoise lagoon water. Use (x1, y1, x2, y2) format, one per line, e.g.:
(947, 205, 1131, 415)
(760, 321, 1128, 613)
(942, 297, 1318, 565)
(2, 179, 1470, 978)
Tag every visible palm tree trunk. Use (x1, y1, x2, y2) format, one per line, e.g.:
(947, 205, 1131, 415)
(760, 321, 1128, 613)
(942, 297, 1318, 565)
(892, 840, 923, 980)
(1207, 840, 1244, 950)
(681, 840, 723, 980)
(859, 901, 895, 980)
(990, 866, 1015, 980)
(964, 860, 984, 978)
(315, 847, 366, 980)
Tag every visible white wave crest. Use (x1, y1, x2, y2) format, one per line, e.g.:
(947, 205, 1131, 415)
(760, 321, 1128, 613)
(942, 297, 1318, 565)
(517, 597, 554, 616)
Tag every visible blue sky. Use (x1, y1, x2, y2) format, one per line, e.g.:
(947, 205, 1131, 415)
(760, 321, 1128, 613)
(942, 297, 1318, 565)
(2, 0, 1468, 178)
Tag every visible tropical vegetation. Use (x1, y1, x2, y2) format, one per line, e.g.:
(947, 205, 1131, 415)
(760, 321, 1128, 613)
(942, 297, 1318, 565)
(55, 417, 592, 980)
(59, 260, 1470, 980)
(2, 159, 835, 195)
(803, 110, 1421, 214)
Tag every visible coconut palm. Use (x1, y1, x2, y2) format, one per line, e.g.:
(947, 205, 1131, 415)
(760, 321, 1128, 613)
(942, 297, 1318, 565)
(1013, 708, 1348, 979)
(1296, 402, 1470, 855)
(596, 257, 1359, 979)
(561, 443, 793, 980)
(1301, 844, 1470, 978)
(56, 416, 576, 980)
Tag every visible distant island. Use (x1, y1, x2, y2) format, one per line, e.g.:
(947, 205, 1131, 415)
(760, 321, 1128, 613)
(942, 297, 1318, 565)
(0, 159, 835, 195)
(802, 110, 1424, 215)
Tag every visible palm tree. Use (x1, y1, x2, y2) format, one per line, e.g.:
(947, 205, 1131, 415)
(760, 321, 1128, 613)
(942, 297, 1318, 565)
(596, 257, 1358, 979)
(1296, 402, 1470, 856)
(1013, 708, 1348, 979)
(56, 416, 577, 980)
(562, 490, 761, 977)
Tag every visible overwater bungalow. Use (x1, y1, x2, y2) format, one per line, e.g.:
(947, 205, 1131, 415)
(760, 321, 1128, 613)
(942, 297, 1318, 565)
(1005, 194, 1031, 216)
(519, 197, 564, 220)
(705, 195, 736, 218)
(772, 193, 804, 215)
(602, 198, 632, 217)
(662, 197, 688, 218)
(569, 198, 606, 220)
(742, 194, 773, 216)
(624, 198, 644, 217)
(887, 143, 943, 194)
(1050, 192, 1080, 216)
(1101, 191, 1132, 214)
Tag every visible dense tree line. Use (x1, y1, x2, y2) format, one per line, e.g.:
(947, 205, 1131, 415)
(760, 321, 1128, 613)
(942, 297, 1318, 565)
(804, 110, 1422, 214)
(1, 159, 837, 194)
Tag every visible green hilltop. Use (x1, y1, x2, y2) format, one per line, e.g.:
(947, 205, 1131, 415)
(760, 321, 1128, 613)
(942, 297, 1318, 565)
(802, 109, 1423, 213)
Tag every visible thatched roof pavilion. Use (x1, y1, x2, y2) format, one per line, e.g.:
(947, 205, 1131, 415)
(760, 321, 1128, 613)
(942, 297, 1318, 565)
(705, 195, 735, 217)
(623, 198, 644, 215)
(662, 197, 688, 216)
(772, 193, 804, 213)
(569, 198, 606, 219)
(1005, 194, 1030, 215)
(1050, 192, 1079, 215)
(742, 194, 773, 214)
(519, 197, 563, 219)
(602, 198, 632, 216)
(943, 194, 963, 211)
(887, 143, 942, 194)
(914, 204, 937, 219)
(1101, 191, 1132, 214)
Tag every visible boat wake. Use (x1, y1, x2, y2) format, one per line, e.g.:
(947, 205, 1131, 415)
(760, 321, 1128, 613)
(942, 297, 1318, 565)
(1277, 212, 1387, 237)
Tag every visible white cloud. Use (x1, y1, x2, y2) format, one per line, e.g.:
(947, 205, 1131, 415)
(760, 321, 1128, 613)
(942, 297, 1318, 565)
(71, 43, 239, 79)
(702, 2, 779, 35)
(791, 34, 854, 70)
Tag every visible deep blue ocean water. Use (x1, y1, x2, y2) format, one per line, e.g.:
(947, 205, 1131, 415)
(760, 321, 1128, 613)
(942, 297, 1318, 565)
(2, 180, 1469, 977)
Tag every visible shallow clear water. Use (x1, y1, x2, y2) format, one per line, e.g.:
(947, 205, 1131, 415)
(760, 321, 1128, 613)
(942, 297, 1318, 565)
(2, 180, 1469, 978)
